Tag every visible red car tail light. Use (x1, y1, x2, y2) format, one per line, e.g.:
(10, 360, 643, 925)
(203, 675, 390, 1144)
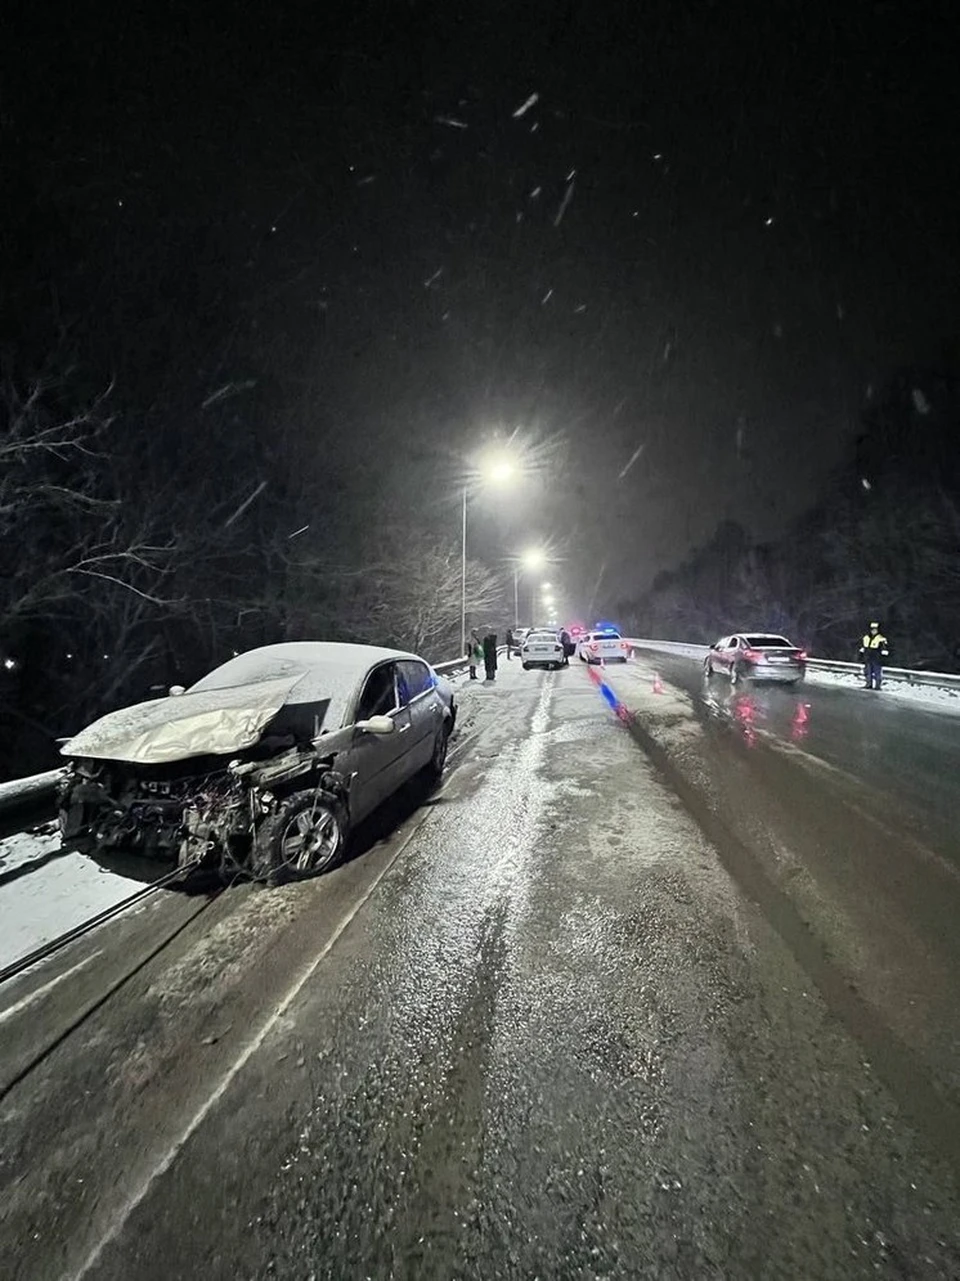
(742, 648, 763, 662)
(795, 650, 807, 661)
(620, 641, 629, 650)
(589, 643, 599, 652)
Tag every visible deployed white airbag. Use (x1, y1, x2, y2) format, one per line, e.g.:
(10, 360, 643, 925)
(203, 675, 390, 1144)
(60, 675, 302, 764)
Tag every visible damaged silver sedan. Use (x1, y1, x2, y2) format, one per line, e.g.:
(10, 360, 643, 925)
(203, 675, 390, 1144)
(58, 642, 456, 883)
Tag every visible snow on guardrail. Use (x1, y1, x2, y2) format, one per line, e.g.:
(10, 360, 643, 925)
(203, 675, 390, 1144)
(0, 770, 64, 818)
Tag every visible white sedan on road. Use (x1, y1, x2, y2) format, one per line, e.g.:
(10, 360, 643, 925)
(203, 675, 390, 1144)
(520, 630, 567, 670)
(577, 630, 631, 664)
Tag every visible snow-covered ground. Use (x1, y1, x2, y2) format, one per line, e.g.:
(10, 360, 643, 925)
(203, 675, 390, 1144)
(0, 824, 145, 971)
(804, 664, 960, 712)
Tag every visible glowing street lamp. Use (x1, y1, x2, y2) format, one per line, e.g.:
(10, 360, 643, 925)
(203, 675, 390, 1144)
(461, 450, 522, 655)
(513, 547, 548, 628)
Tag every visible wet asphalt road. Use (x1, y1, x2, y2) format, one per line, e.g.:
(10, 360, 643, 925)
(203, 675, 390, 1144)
(649, 649, 960, 859)
(4, 656, 960, 1279)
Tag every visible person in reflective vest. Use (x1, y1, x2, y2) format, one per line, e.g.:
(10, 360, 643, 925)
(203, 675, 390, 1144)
(859, 621, 889, 690)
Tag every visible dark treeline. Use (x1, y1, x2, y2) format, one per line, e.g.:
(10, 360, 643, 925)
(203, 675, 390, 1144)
(618, 367, 960, 669)
(0, 360, 503, 779)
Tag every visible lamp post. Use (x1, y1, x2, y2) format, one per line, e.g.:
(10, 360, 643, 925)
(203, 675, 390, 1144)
(461, 453, 519, 657)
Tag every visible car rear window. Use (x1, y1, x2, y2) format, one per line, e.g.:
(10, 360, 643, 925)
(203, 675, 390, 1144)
(744, 635, 792, 648)
(527, 632, 557, 643)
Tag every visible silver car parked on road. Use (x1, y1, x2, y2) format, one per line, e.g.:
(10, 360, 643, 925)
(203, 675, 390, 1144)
(704, 633, 807, 685)
(58, 643, 456, 883)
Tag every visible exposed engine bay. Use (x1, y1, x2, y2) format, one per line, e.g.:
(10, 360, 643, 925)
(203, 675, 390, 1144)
(58, 743, 350, 881)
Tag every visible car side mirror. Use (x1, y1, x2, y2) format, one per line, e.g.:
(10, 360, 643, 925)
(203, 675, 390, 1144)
(169, 685, 186, 697)
(356, 714, 395, 736)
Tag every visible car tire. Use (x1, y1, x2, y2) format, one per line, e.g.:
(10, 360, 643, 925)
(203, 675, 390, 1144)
(703, 660, 713, 679)
(522, 662, 530, 670)
(426, 723, 450, 781)
(257, 789, 347, 884)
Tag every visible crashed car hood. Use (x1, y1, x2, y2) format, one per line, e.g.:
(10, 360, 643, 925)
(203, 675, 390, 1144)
(60, 675, 303, 765)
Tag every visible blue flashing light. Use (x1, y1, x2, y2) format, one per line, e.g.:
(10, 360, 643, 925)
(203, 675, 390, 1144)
(598, 680, 619, 710)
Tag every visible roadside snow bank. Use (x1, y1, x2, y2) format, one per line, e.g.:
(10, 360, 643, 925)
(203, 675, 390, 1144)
(805, 665, 960, 714)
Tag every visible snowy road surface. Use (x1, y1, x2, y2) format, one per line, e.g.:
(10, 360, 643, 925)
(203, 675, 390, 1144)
(1, 656, 960, 1279)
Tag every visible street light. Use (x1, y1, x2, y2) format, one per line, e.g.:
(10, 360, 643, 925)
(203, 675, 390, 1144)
(513, 547, 547, 628)
(461, 450, 520, 656)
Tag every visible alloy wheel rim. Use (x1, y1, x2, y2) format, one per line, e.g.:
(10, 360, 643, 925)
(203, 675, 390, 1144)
(280, 805, 340, 870)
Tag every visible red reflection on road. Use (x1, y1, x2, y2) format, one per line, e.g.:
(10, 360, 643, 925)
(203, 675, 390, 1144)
(791, 701, 811, 742)
(732, 693, 757, 747)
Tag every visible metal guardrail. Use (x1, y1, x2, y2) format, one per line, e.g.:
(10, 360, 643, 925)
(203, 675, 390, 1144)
(0, 769, 65, 819)
(804, 657, 960, 690)
(628, 638, 960, 692)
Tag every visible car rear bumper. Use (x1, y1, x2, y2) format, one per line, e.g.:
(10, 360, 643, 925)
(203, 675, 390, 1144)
(747, 663, 805, 682)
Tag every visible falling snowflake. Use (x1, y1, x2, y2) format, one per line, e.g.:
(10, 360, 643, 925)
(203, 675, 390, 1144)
(554, 179, 576, 227)
(513, 92, 539, 119)
(861, 477, 872, 491)
(424, 267, 443, 288)
(911, 388, 931, 415)
(541, 288, 553, 304)
(617, 444, 645, 480)
(434, 115, 468, 129)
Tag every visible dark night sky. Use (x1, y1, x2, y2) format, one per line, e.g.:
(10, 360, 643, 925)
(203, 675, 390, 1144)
(4, 0, 959, 615)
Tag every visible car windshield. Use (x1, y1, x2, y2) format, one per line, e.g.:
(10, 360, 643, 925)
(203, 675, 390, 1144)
(744, 635, 792, 648)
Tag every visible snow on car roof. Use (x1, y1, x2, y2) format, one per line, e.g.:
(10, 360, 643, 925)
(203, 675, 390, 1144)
(189, 641, 419, 727)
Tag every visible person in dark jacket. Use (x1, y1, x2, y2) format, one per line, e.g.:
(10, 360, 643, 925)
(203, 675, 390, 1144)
(482, 631, 498, 682)
(859, 621, 889, 690)
(505, 627, 514, 660)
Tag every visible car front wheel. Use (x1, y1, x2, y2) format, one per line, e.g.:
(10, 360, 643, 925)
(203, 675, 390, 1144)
(426, 724, 450, 780)
(258, 789, 347, 884)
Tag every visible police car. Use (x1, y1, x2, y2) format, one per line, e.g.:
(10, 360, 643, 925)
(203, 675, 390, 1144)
(520, 629, 567, 670)
(576, 628, 631, 664)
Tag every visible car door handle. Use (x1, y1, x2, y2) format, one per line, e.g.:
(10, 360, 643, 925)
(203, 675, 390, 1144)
(398, 722, 411, 733)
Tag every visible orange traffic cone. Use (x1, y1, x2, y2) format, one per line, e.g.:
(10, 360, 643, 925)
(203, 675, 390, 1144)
(652, 672, 664, 694)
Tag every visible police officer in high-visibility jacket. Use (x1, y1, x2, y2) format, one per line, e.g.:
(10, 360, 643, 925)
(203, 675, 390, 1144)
(859, 621, 889, 690)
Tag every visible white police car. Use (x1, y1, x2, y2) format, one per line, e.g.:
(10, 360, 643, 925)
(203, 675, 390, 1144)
(577, 629, 631, 664)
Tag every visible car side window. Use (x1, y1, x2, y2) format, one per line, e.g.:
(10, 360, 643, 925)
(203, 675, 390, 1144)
(398, 660, 433, 703)
(357, 664, 398, 720)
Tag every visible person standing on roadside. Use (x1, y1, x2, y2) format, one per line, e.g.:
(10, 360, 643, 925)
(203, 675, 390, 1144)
(467, 629, 483, 681)
(859, 620, 889, 690)
(482, 630, 498, 682)
(505, 627, 514, 660)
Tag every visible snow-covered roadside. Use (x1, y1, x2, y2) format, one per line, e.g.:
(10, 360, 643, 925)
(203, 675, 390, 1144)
(805, 664, 960, 713)
(0, 826, 146, 971)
